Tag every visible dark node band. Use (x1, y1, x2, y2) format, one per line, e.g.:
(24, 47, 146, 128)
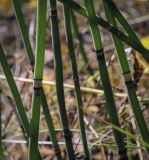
(63, 129, 72, 139)
(122, 71, 132, 83)
(125, 80, 135, 87)
(96, 52, 104, 61)
(33, 79, 42, 90)
(105, 24, 113, 32)
(95, 48, 104, 61)
(73, 76, 79, 82)
(122, 71, 134, 86)
(110, 26, 122, 37)
(50, 9, 57, 17)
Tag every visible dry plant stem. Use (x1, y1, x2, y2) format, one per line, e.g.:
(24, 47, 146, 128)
(103, 0, 149, 155)
(70, 10, 93, 75)
(57, 0, 149, 62)
(0, 75, 128, 98)
(49, 0, 75, 159)
(28, 0, 47, 159)
(84, 0, 127, 158)
(63, 3, 90, 159)
(12, 0, 62, 159)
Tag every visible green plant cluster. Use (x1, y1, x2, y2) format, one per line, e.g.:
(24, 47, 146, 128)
(0, 0, 149, 159)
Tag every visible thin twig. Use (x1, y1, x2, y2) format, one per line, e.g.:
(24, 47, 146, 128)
(0, 75, 127, 98)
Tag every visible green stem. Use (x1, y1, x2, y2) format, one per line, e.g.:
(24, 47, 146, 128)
(57, 0, 149, 62)
(102, 0, 149, 155)
(41, 90, 62, 159)
(49, 0, 75, 159)
(0, 43, 42, 160)
(29, 0, 47, 159)
(63, 3, 90, 159)
(12, 0, 62, 159)
(104, 0, 141, 44)
(0, 44, 29, 137)
(70, 10, 93, 75)
(29, 90, 41, 160)
(11, 0, 34, 66)
(84, 0, 127, 158)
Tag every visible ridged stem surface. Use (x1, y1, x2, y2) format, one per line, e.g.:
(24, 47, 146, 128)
(63, 3, 90, 159)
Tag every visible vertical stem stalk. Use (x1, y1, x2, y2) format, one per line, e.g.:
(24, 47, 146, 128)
(70, 10, 93, 75)
(84, 0, 127, 158)
(63, 3, 90, 159)
(102, 0, 149, 155)
(0, 44, 29, 137)
(11, 0, 62, 159)
(49, 0, 75, 159)
(11, 0, 35, 66)
(29, 0, 47, 159)
(57, 0, 149, 62)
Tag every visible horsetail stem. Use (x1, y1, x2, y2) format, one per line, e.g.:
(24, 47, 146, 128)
(84, 0, 127, 158)
(28, 0, 47, 159)
(12, 0, 62, 158)
(57, 0, 149, 62)
(63, 2, 90, 159)
(103, 0, 149, 155)
(70, 10, 94, 75)
(49, 0, 75, 159)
